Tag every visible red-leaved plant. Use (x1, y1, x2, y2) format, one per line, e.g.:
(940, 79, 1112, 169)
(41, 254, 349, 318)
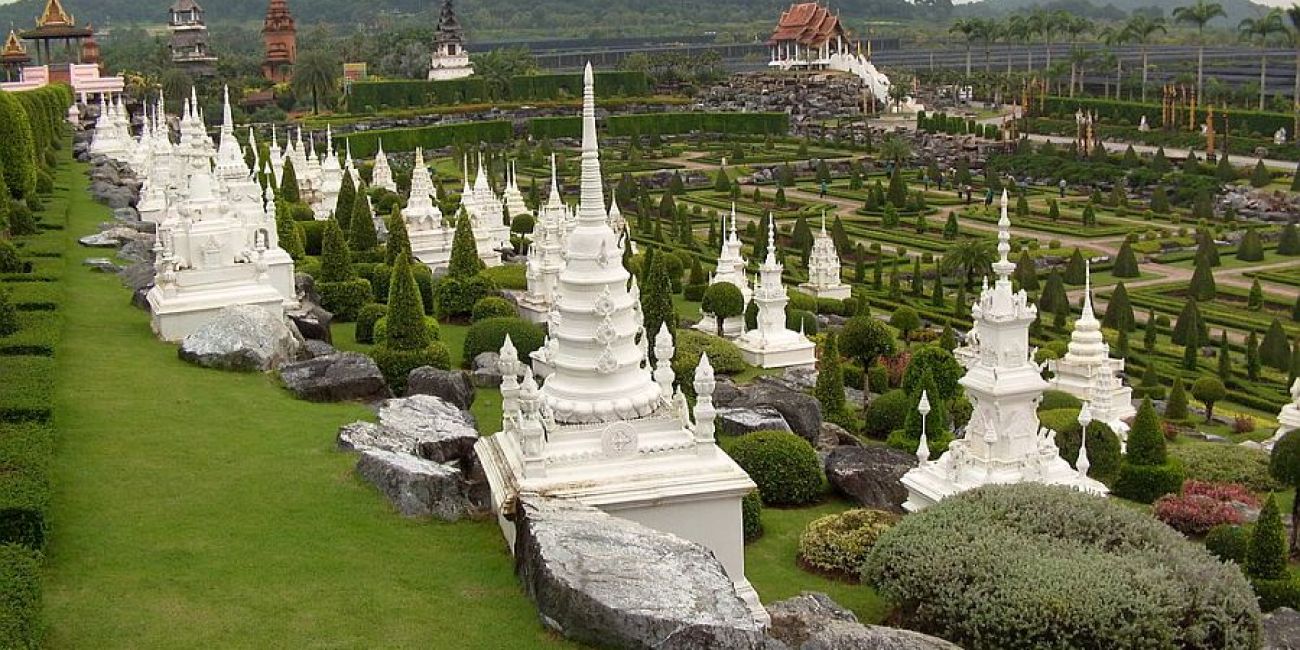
(1154, 481, 1258, 537)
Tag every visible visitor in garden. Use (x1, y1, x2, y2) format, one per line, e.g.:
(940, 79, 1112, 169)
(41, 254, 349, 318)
(1059, 178, 1067, 197)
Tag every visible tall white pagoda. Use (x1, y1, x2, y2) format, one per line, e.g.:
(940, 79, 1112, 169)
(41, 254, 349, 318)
(518, 156, 572, 323)
(1047, 261, 1135, 437)
(371, 140, 398, 193)
(796, 213, 850, 300)
(695, 205, 752, 338)
(902, 191, 1107, 511)
(474, 64, 765, 622)
(733, 217, 816, 368)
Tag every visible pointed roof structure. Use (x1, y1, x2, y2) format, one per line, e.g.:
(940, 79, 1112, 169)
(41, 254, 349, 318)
(435, 0, 465, 46)
(37, 0, 75, 28)
(1, 29, 30, 67)
(22, 0, 92, 48)
(766, 2, 847, 47)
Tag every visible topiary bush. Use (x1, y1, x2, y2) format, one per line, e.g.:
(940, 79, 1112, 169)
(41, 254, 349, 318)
(434, 274, 499, 321)
(1054, 418, 1123, 485)
(864, 484, 1262, 650)
(1171, 444, 1280, 492)
(672, 329, 747, 381)
(372, 315, 440, 345)
(1039, 389, 1083, 412)
(1114, 398, 1185, 503)
(741, 491, 763, 543)
(0, 542, 41, 648)
(0, 241, 23, 274)
(722, 430, 824, 506)
(862, 389, 910, 440)
(372, 344, 451, 392)
(1206, 523, 1251, 564)
(354, 303, 387, 345)
(798, 508, 898, 578)
(461, 317, 544, 368)
(316, 278, 374, 322)
(471, 296, 517, 323)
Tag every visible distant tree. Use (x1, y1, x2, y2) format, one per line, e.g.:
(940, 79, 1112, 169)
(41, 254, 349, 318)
(1237, 227, 1265, 262)
(641, 253, 678, 361)
(1173, 299, 1208, 346)
(291, 51, 341, 114)
(348, 192, 378, 251)
(385, 207, 411, 266)
(1217, 330, 1234, 383)
(319, 220, 353, 283)
(274, 201, 306, 259)
(1037, 269, 1068, 314)
(1248, 279, 1264, 310)
(1112, 240, 1141, 278)
(280, 158, 301, 205)
(1250, 159, 1274, 187)
(1260, 318, 1293, 370)
(814, 332, 848, 422)
(1191, 376, 1227, 422)
(841, 315, 896, 408)
(1165, 376, 1189, 421)
(891, 306, 922, 342)
(1063, 248, 1087, 285)
(1189, 253, 1217, 301)
(447, 213, 483, 279)
(701, 282, 744, 337)
(1014, 251, 1039, 291)
(1278, 222, 1300, 255)
(1247, 493, 1288, 581)
(334, 171, 356, 229)
(1247, 329, 1262, 380)
(1150, 185, 1170, 213)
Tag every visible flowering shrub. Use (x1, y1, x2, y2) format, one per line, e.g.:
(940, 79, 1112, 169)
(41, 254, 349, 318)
(864, 484, 1260, 650)
(1182, 480, 1259, 508)
(1154, 494, 1244, 536)
(798, 509, 898, 577)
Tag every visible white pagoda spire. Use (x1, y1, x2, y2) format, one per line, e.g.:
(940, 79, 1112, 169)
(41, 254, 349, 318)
(798, 209, 849, 299)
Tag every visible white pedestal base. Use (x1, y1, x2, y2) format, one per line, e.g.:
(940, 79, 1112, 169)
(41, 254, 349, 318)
(147, 283, 287, 342)
(735, 338, 816, 369)
(694, 315, 745, 339)
(795, 283, 851, 301)
(902, 449, 1107, 512)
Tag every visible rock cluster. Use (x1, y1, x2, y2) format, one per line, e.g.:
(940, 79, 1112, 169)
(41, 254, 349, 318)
(766, 592, 960, 649)
(279, 352, 391, 403)
(178, 305, 304, 372)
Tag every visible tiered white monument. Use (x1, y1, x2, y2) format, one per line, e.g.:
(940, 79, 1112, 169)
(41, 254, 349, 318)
(901, 191, 1107, 511)
(502, 161, 528, 220)
(462, 156, 511, 266)
(403, 147, 453, 269)
(370, 140, 398, 193)
(518, 157, 572, 323)
(1046, 261, 1135, 437)
(733, 217, 816, 368)
(796, 213, 850, 300)
(1264, 380, 1300, 450)
(695, 205, 752, 338)
(474, 64, 765, 622)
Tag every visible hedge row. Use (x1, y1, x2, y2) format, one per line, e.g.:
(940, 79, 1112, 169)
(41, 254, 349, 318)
(339, 120, 513, 158)
(347, 71, 649, 111)
(1043, 95, 1293, 138)
(526, 111, 790, 140)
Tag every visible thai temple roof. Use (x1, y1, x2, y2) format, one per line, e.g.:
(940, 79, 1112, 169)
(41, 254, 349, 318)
(767, 2, 846, 47)
(170, 0, 205, 13)
(21, 0, 91, 39)
(264, 0, 296, 32)
(2, 29, 30, 62)
(436, 0, 464, 43)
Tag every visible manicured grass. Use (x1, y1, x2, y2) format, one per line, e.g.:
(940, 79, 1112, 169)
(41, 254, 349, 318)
(744, 497, 888, 623)
(41, 161, 572, 648)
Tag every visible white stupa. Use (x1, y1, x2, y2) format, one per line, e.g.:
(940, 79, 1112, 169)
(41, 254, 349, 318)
(696, 204, 752, 338)
(796, 212, 850, 300)
(733, 216, 816, 368)
(518, 156, 571, 324)
(1047, 260, 1135, 438)
(503, 161, 528, 220)
(474, 64, 765, 622)
(371, 139, 398, 193)
(902, 191, 1107, 511)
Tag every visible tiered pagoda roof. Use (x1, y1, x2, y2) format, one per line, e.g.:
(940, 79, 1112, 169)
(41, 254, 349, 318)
(263, 0, 296, 34)
(435, 0, 464, 45)
(766, 2, 846, 47)
(1, 29, 31, 65)
(22, 0, 91, 39)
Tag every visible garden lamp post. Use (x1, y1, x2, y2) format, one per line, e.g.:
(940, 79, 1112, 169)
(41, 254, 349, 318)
(916, 390, 932, 464)
(1076, 401, 1093, 478)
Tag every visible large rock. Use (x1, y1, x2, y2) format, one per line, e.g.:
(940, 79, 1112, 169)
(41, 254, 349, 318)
(288, 302, 333, 343)
(767, 593, 960, 650)
(336, 394, 477, 464)
(406, 366, 475, 410)
(471, 352, 503, 388)
(355, 449, 471, 521)
(732, 382, 823, 445)
(718, 407, 792, 437)
(1265, 607, 1300, 650)
(178, 306, 303, 372)
(823, 445, 916, 513)
(279, 352, 392, 403)
(514, 496, 774, 649)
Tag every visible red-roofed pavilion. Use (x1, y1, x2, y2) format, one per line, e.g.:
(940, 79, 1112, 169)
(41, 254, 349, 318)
(767, 2, 851, 69)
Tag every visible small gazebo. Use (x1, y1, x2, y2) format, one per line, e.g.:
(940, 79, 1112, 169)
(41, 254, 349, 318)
(1, 29, 32, 81)
(20, 0, 93, 66)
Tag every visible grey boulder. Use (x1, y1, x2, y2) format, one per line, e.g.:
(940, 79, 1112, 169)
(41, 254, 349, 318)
(178, 305, 303, 372)
(302, 339, 337, 358)
(336, 394, 477, 464)
(1265, 607, 1300, 650)
(717, 406, 792, 437)
(823, 445, 916, 513)
(406, 366, 475, 410)
(279, 352, 392, 403)
(355, 449, 471, 521)
(767, 592, 960, 650)
(471, 351, 503, 388)
(514, 496, 775, 649)
(733, 381, 823, 445)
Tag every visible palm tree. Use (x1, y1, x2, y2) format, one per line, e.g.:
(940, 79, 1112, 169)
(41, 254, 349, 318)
(940, 239, 996, 288)
(949, 19, 979, 79)
(1064, 16, 1093, 98)
(1240, 9, 1287, 110)
(1023, 12, 1044, 72)
(1174, 0, 1227, 101)
(975, 19, 999, 75)
(1286, 5, 1300, 139)
(1068, 47, 1094, 97)
(1043, 10, 1069, 72)
(1125, 14, 1167, 103)
(291, 51, 339, 114)
(879, 136, 912, 165)
(1100, 26, 1129, 100)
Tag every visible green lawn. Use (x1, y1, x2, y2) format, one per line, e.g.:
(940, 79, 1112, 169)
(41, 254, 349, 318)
(41, 161, 572, 649)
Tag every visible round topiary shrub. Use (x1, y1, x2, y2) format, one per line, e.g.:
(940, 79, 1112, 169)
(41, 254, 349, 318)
(862, 389, 910, 440)
(672, 329, 747, 380)
(354, 303, 387, 344)
(462, 317, 545, 368)
(798, 508, 898, 578)
(372, 343, 452, 393)
(722, 430, 824, 506)
(1206, 523, 1251, 564)
(863, 484, 1261, 650)
(470, 296, 517, 323)
(317, 278, 374, 322)
(742, 491, 763, 543)
(435, 275, 499, 321)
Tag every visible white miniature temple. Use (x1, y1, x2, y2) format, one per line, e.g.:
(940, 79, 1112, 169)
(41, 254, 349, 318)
(402, 149, 512, 272)
(1047, 261, 1135, 438)
(733, 216, 816, 368)
(1265, 380, 1300, 450)
(695, 205, 752, 338)
(474, 64, 765, 622)
(796, 212, 850, 300)
(370, 139, 397, 193)
(902, 191, 1107, 511)
(518, 156, 572, 323)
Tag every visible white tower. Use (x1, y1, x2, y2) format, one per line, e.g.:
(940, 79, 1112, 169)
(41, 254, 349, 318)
(695, 204, 752, 338)
(733, 216, 816, 368)
(797, 212, 850, 300)
(902, 191, 1108, 511)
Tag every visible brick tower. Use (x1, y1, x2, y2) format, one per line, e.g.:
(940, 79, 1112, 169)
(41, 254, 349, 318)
(261, 0, 296, 82)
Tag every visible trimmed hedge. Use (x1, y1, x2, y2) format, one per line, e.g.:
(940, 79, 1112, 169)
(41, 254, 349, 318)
(461, 317, 544, 368)
(722, 430, 824, 506)
(1170, 444, 1281, 493)
(0, 356, 53, 423)
(1043, 95, 1293, 138)
(0, 543, 41, 648)
(317, 278, 374, 322)
(372, 344, 452, 394)
(742, 491, 763, 543)
(0, 423, 52, 551)
(864, 484, 1261, 650)
(347, 71, 648, 111)
(607, 112, 788, 137)
(341, 121, 513, 158)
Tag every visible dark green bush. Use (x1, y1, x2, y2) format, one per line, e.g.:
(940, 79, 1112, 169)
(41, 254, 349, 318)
(1054, 419, 1123, 485)
(671, 329, 747, 380)
(682, 283, 706, 301)
(0, 542, 41, 648)
(722, 430, 824, 506)
(785, 308, 817, 335)
(0, 423, 52, 550)
(7, 203, 36, 237)
(1252, 578, 1300, 612)
(354, 303, 387, 345)
(862, 389, 910, 439)
(798, 508, 897, 577)
(372, 344, 451, 393)
(864, 483, 1261, 650)
(435, 275, 499, 320)
(1206, 524, 1251, 564)
(316, 278, 374, 322)
(462, 317, 544, 368)
(1171, 444, 1280, 492)
(470, 296, 517, 323)
(742, 491, 763, 543)
(1113, 460, 1186, 504)
(353, 263, 393, 302)
(1039, 390, 1083, 412)
(0, 241, 23, 273)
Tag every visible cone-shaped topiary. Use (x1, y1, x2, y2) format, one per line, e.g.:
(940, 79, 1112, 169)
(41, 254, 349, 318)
(1261, 318, 1293, 371)
(1279, 222, 1300, 255)
(1172, 299, 1208, 347)
(348, 192, 378, 251)
(279, 158, 301, 205)
(0, 287, 18, 336)
(641, 251, 677, 363)
(1189, 254, 1217, 301)
(1150, 185, 1170, 213)
(1112, 239, 1141, 277)
(274, 200, 306, 259)
(334, 171, 356, 230)
(1114, 397, 1184, 503)
(1248, 494, 1288, 580)
(1127, 397, 1166, 465)
(1063, 248, 1086, 285)
(1237, 227, 1265, 262)
(384, 254, 433, 351)
(1250, 160, 1272, 188)
(318, 220, 353, 283)
(1165, 376, 1189, 421)
(814, 331, 847, 423)
(447, 211, 483, 279)
(1101, 282, 1134, 332)
(1014, 251, 1038, 291)
(385, 207, 411, 266)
